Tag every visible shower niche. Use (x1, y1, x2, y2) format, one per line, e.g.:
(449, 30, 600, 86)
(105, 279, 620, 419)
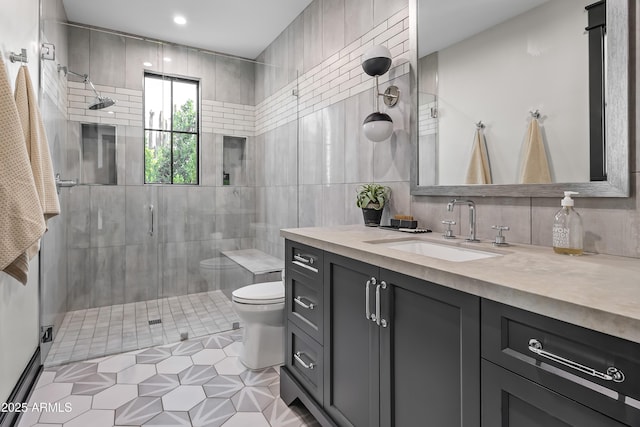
(81, 124, 117, 185)
(222, 135, 247, 186)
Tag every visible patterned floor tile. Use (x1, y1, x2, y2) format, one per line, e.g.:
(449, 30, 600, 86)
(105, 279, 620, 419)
(191, 348, 227, 365)
(213, 357, 247, 376)
(92, 384, 138, 409)
(240, 368, 279, 387)
(28, 382, 73, 405)
(230, 387, 275, 412)
(53, 363, 98, 383)
(203, 375, 244, 399)
(138, 374, 180, 397)
(116, 363, 157, 384)
(157, 356, 194, 375)
(63, 409, 114, 427)
(70, 372, 116, 395)
(136, 347, 172, 364)
(201, 334, 234, 349)
(221, 412, 270, 427)
(178, 365, 218, 385)
(189, 398, 236, 427)
(222, 341, 243, 357)
(161, 385, 206, 411)
(142, 411, 191, 426)
(39, 395, 92, 424)
(97, 354, 137, 373)
(114, 397, 163, 425)
(170, 341, 204, 356)
(263, 399, 321, 427)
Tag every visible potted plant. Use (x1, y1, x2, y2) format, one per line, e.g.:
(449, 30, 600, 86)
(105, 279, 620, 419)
(356, 183, 391, 227)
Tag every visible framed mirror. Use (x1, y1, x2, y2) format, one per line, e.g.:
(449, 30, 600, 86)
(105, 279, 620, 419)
(409, 0, 629, 197)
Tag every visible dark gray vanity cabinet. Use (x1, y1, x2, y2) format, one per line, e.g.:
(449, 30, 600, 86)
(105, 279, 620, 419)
(311, 250, 480, 427)
(481, 300, 640, 426)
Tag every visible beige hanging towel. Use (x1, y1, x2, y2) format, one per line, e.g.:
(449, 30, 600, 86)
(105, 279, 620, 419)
(465, 127, 492, 184)
(14, 65, 61, 259)
(0, 59, 47, 284)
(519, 117, 551, 184)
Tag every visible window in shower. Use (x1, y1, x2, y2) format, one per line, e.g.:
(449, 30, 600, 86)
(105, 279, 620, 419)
(144, 73, 199, 184)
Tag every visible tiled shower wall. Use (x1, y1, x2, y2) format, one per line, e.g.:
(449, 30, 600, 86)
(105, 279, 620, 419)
(62, 28, 260, 311)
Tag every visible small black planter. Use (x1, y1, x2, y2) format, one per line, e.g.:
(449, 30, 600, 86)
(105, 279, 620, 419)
(362, 208, 383, 227)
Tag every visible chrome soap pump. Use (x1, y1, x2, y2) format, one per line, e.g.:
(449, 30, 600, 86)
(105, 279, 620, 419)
(552, 191, 583, 255)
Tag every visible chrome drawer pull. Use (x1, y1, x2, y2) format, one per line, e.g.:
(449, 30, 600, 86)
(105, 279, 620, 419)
(375, 281, 388, 328)
(292, 260, 319, 273)
(294, 296, 315, 310)
(528, 339, 625, 383)
(294, 351, 315, 370)
(294, 254, 314, 264)
(366, 277, 376, 320)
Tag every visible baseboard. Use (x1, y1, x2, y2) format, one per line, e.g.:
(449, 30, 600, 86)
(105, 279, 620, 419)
(0, 348, 42, 427)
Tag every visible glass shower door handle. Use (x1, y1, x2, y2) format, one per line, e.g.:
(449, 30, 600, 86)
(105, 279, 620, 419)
(148, 204, 154, 236)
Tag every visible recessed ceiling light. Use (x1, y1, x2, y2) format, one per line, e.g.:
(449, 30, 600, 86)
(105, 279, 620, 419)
(174, 15, 187, 25)
(163, 57, 172, 62)
(143, 61, 152, 67)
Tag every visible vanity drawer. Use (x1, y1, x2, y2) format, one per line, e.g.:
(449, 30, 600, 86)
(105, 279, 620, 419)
(287, 270, 323, 344)
(286, 240, 323, 284)
(482, 299, 640, 423)
(286, 322, 323, 404)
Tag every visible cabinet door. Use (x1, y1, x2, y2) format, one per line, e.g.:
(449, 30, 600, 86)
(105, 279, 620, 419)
(482, 360, 630, 426)
(324, 253, 380, 427)
(380, 269, 480, 427)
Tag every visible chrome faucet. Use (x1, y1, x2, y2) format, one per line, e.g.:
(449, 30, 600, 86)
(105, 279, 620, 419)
(446, 199, 479, 242)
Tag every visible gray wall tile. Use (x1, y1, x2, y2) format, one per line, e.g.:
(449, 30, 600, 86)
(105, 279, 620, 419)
(186, 187, 216, 241)
(67, 248, 91, 311)
(303, 0, 323, 73)
(125, 244, 158, 303)
(158, 44, 189, 76)
(322, 184, 346, 226)
(345, 90, 374, 183)
(125, 186, 158, 245)
(322, 101, 346, 184)
(90, 186, 126, 247)
(323, 0, 345, 59)
(288, 14, 305, 83)
(215, 56, 255, 105)
(159, 186, 188, 243)
(66, 185, 91, 249)
(345, 0, 373, 45)
(201, 132, 217, 187)
(125, 38, 161, 90)
(90, 31, 126, 87)
(300, 110, 323, 184)
(299, 184, 323, 227)
(92, 246, 126, 307)
(68, 26, 90, 80)
(125, 126, 144, 185)
(159, 242, 188, 297)
(373, 0, 407, 27)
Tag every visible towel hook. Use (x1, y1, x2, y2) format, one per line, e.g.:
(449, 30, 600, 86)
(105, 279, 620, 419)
(476, 120, 485, 129)
(530, 109, 541, 119)
(9, 48, 28, 64)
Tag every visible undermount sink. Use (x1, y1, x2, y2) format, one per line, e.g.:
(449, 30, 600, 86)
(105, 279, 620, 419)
(375, 239, 502, 262)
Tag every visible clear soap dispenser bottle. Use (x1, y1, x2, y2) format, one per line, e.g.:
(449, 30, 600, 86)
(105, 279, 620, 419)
(552, 191, 583, 255)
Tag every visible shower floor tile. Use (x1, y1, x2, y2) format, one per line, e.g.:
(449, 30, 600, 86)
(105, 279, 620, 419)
(19, 329, 320, 427)
(45, 290, 241, 367)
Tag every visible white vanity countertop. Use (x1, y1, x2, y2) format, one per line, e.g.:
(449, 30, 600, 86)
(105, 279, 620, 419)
(281, 225, 640, 344)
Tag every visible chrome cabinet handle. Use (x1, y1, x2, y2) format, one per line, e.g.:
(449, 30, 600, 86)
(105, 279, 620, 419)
(148, 204, 154, 236)
(375, 281, 388, 328)
(294, 296, 315, 310)
(292, 260, 319, 273)
(366, 277, 376, 321)
(294, 254, 314, 265)
(528, 339, 625, 383)
(294, 351, 315, 370)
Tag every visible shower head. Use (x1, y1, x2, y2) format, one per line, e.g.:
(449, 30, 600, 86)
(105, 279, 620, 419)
(89, 96, 116, 110)
(58, 65, 116, 110)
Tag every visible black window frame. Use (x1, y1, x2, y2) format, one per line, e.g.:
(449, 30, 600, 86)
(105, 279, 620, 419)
(143, 72, 200, 185)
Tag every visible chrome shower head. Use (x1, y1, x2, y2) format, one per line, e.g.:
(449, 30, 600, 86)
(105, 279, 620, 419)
(89, 96, 116, 110)
(60, 66, 116, 110)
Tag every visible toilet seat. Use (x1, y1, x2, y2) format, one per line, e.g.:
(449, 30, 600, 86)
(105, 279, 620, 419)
(232, 281, 284, 305)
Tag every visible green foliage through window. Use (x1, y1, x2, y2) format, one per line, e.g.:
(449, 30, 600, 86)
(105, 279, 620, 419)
(144, 74, 199, 184)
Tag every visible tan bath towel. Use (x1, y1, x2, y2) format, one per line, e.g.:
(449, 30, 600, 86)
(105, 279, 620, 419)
(519, 118, 551, 184)
(15, 65, 61, 259)
(0, 60, 46, 284)
(465, 128, 492, 184)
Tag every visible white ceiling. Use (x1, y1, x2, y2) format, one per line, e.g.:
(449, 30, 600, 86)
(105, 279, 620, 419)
(62, 0, 312, 60)
(418, 0, 549, 57)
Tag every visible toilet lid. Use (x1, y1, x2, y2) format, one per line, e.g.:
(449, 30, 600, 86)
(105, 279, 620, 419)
(232, 281, 284, 305)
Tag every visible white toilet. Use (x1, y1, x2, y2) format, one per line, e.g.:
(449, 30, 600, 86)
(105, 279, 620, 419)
(232, 280, 285, 370)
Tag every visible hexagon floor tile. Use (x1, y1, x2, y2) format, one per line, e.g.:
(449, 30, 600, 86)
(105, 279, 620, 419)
(18, 329, 320, 427)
